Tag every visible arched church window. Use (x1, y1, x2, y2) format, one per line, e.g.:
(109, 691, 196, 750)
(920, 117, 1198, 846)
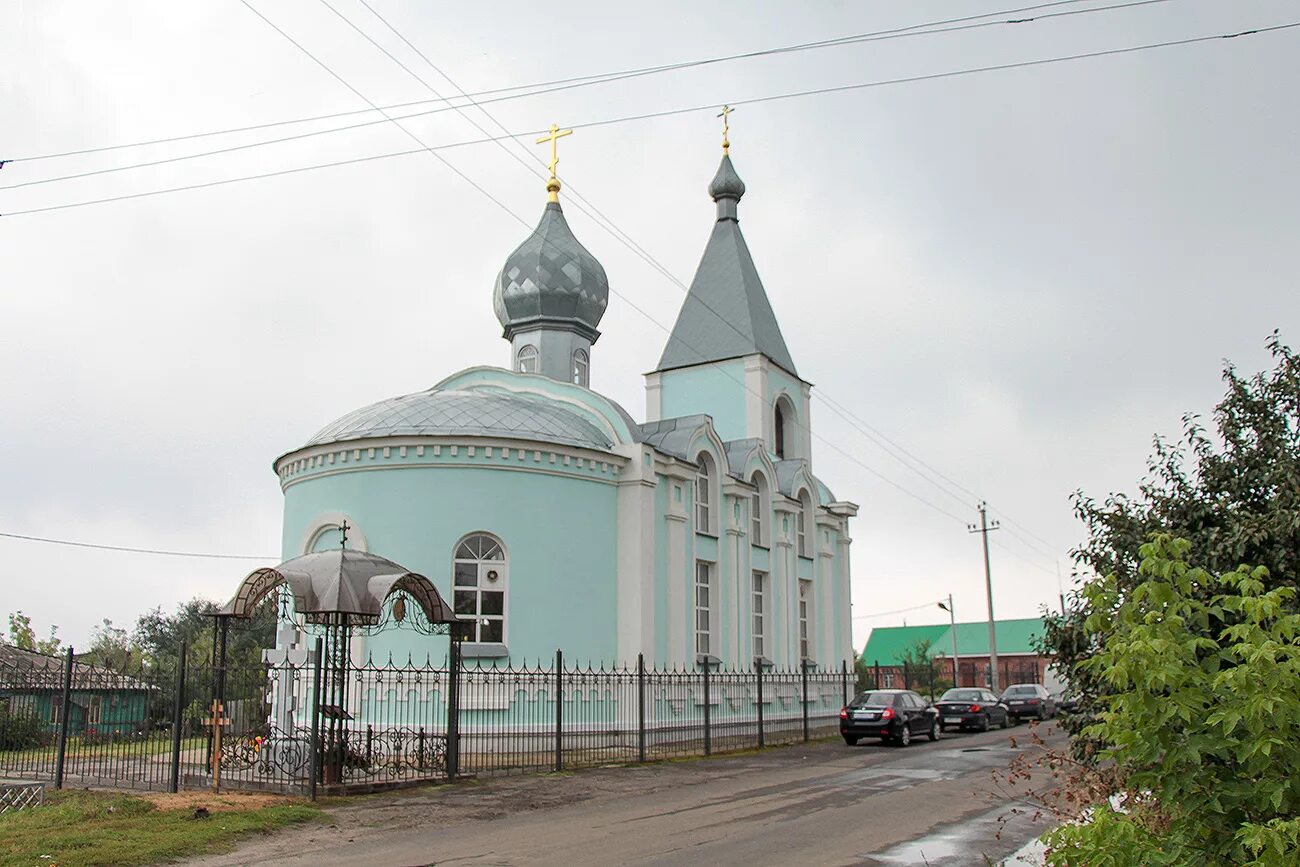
(516, 345, 538, 374)
(572, 349, 589, 386)
(750, 472, 768, 546)
(453, 534, 507, 644)
(797, 491, 812, 557)
(774, 402, 787, 459)
(695, 457, 712, 532)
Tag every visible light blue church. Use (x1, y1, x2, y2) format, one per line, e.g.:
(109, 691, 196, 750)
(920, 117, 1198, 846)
(272, 143, 858, 672)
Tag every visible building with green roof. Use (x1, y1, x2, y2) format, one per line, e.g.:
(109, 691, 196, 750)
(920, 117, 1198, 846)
(858, 618, 1056, 692)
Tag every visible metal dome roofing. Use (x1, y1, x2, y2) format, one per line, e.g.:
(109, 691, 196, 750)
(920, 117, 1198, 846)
(493, 201, 609, 340)
(305, 387, 615, 451)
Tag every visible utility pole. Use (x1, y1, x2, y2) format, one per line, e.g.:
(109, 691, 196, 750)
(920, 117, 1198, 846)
(937, 595, 959, 687)
(968, 502, 1000, 693)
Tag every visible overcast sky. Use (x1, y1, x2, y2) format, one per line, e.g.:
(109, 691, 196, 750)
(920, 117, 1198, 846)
(2, 0, 1297, 651)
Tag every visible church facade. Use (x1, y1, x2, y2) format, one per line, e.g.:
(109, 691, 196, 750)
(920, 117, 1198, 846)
(271, 145, 858, 672)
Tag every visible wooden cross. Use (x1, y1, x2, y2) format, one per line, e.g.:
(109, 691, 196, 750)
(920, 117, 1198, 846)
(717, 105, 734, 153)
(535, 123, 572, 201)
(204, 699, 231, 793)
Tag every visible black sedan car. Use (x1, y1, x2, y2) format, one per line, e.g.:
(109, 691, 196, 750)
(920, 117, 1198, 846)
(1001, 683, 1057, 721)
(839, 689, 938, 746)
(932, 688, 1009, 732)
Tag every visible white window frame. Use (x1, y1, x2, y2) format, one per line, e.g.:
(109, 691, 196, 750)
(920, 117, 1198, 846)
(695, 459, 712, 532)
(516, 344, 539, 374)
(798, 579, 813, 660)
(752, 571, 767, 660)
(452, 534, 508, 644)
(695, 561, 713, 657)
(572, 348, 589, 386)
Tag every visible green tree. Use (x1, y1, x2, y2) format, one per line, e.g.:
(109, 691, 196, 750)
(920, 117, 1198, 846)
(1042, 536, 1300, 865)
(1043, 333, 1300, 739)
(5, 610, 62, 655)
(133, 596, 276, 669)
(81, 618, 135, 669)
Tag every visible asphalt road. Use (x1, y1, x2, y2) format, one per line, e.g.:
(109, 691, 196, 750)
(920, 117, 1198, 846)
(187, 722, 1066, 866)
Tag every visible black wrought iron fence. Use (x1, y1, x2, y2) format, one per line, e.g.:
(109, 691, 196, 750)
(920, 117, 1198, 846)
(0, 646, 854, 798)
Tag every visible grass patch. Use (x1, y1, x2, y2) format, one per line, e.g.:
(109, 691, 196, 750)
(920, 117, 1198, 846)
(0, 789, 323, 867)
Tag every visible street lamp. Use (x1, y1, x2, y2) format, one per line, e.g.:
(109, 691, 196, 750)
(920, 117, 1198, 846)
(937, 596, 959, 688)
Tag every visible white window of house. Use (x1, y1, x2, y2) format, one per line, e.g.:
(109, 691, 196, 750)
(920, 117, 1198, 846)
(799, 579, 813, 660)
(695, 561, 713, 657)
(882, 670, 896, 688)
(453, 534, 507, 643)
(752, 571, 767, 659)
(695, 459, 711, 531)
(50, 697, 62, 724)
(87, 696, 103, 725)
(572, 348, 589, 386)
(516, 344, 538, 374)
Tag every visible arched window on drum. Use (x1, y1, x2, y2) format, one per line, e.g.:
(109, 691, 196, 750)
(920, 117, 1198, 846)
(453, 534, 508, 643)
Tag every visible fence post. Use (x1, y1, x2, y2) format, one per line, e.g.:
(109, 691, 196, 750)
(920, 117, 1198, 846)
(841, 659, 849, 708)
(53, 646, 74, 789)
(446, 629, 462, 780)
(309, 636, 323, 802)
(554, 649, 563, 773)
(169, 640, 187, 793)
(903, 661, 911, 690)
(702, 659, 711, 757)
(874, 660, 881, 689)
(801, 659, 810, 743)
(636, 653, 646, 763)
(755, 662, 765, 749)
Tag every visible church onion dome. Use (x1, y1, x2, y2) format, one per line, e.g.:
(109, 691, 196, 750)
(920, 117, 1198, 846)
(493, 201, 609, 342)
(304, 387, 614, 452)
(707, 154, 746, 202)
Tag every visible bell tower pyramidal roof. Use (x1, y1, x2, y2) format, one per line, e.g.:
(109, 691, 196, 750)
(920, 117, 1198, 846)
(654, 150, 798, 378)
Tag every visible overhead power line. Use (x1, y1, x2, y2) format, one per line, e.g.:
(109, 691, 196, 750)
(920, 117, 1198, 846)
(5, 20, 1294, 218)
(852, 600, 948, 621)
(0, 530, 274, 561)
(2, 0, 1165, 168)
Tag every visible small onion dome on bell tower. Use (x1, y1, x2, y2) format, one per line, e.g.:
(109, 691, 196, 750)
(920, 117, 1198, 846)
(492, 125, 608, 387)
(708, 154, 746, 203)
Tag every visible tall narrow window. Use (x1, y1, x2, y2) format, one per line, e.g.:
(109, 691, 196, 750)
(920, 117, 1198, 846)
(752, 571, 767, 659)
(750, 472, 767, 546)
(516, 345, 538, 374)
(453, 534, 507, 643)
(695, 460, 711, 531)
(572, 348, 589, 386)
(797, 496, 809, 557)
(774, 404, 786, 459)
(798, 579, 813, 660)
(695, 561, 713, 657)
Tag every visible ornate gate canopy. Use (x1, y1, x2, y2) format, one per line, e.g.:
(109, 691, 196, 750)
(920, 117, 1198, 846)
(219, 548, 459, 627)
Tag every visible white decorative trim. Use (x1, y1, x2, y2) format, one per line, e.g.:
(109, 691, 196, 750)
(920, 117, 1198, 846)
(299, 512, 368, 555)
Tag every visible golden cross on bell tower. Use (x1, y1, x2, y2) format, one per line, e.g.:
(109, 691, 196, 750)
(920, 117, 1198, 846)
(717, 105, 734, 154)
(535, 123, 573, 202)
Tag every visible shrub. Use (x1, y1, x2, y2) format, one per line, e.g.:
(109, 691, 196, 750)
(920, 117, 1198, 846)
(0, 705, 53, 750)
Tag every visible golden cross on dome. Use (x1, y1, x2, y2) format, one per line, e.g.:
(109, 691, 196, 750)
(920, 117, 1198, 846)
(535, 123, 573, 202)
(717, 105, 734, 153)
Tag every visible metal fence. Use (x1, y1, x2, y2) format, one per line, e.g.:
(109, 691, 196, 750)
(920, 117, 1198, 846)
(0, 646, 852, 797)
